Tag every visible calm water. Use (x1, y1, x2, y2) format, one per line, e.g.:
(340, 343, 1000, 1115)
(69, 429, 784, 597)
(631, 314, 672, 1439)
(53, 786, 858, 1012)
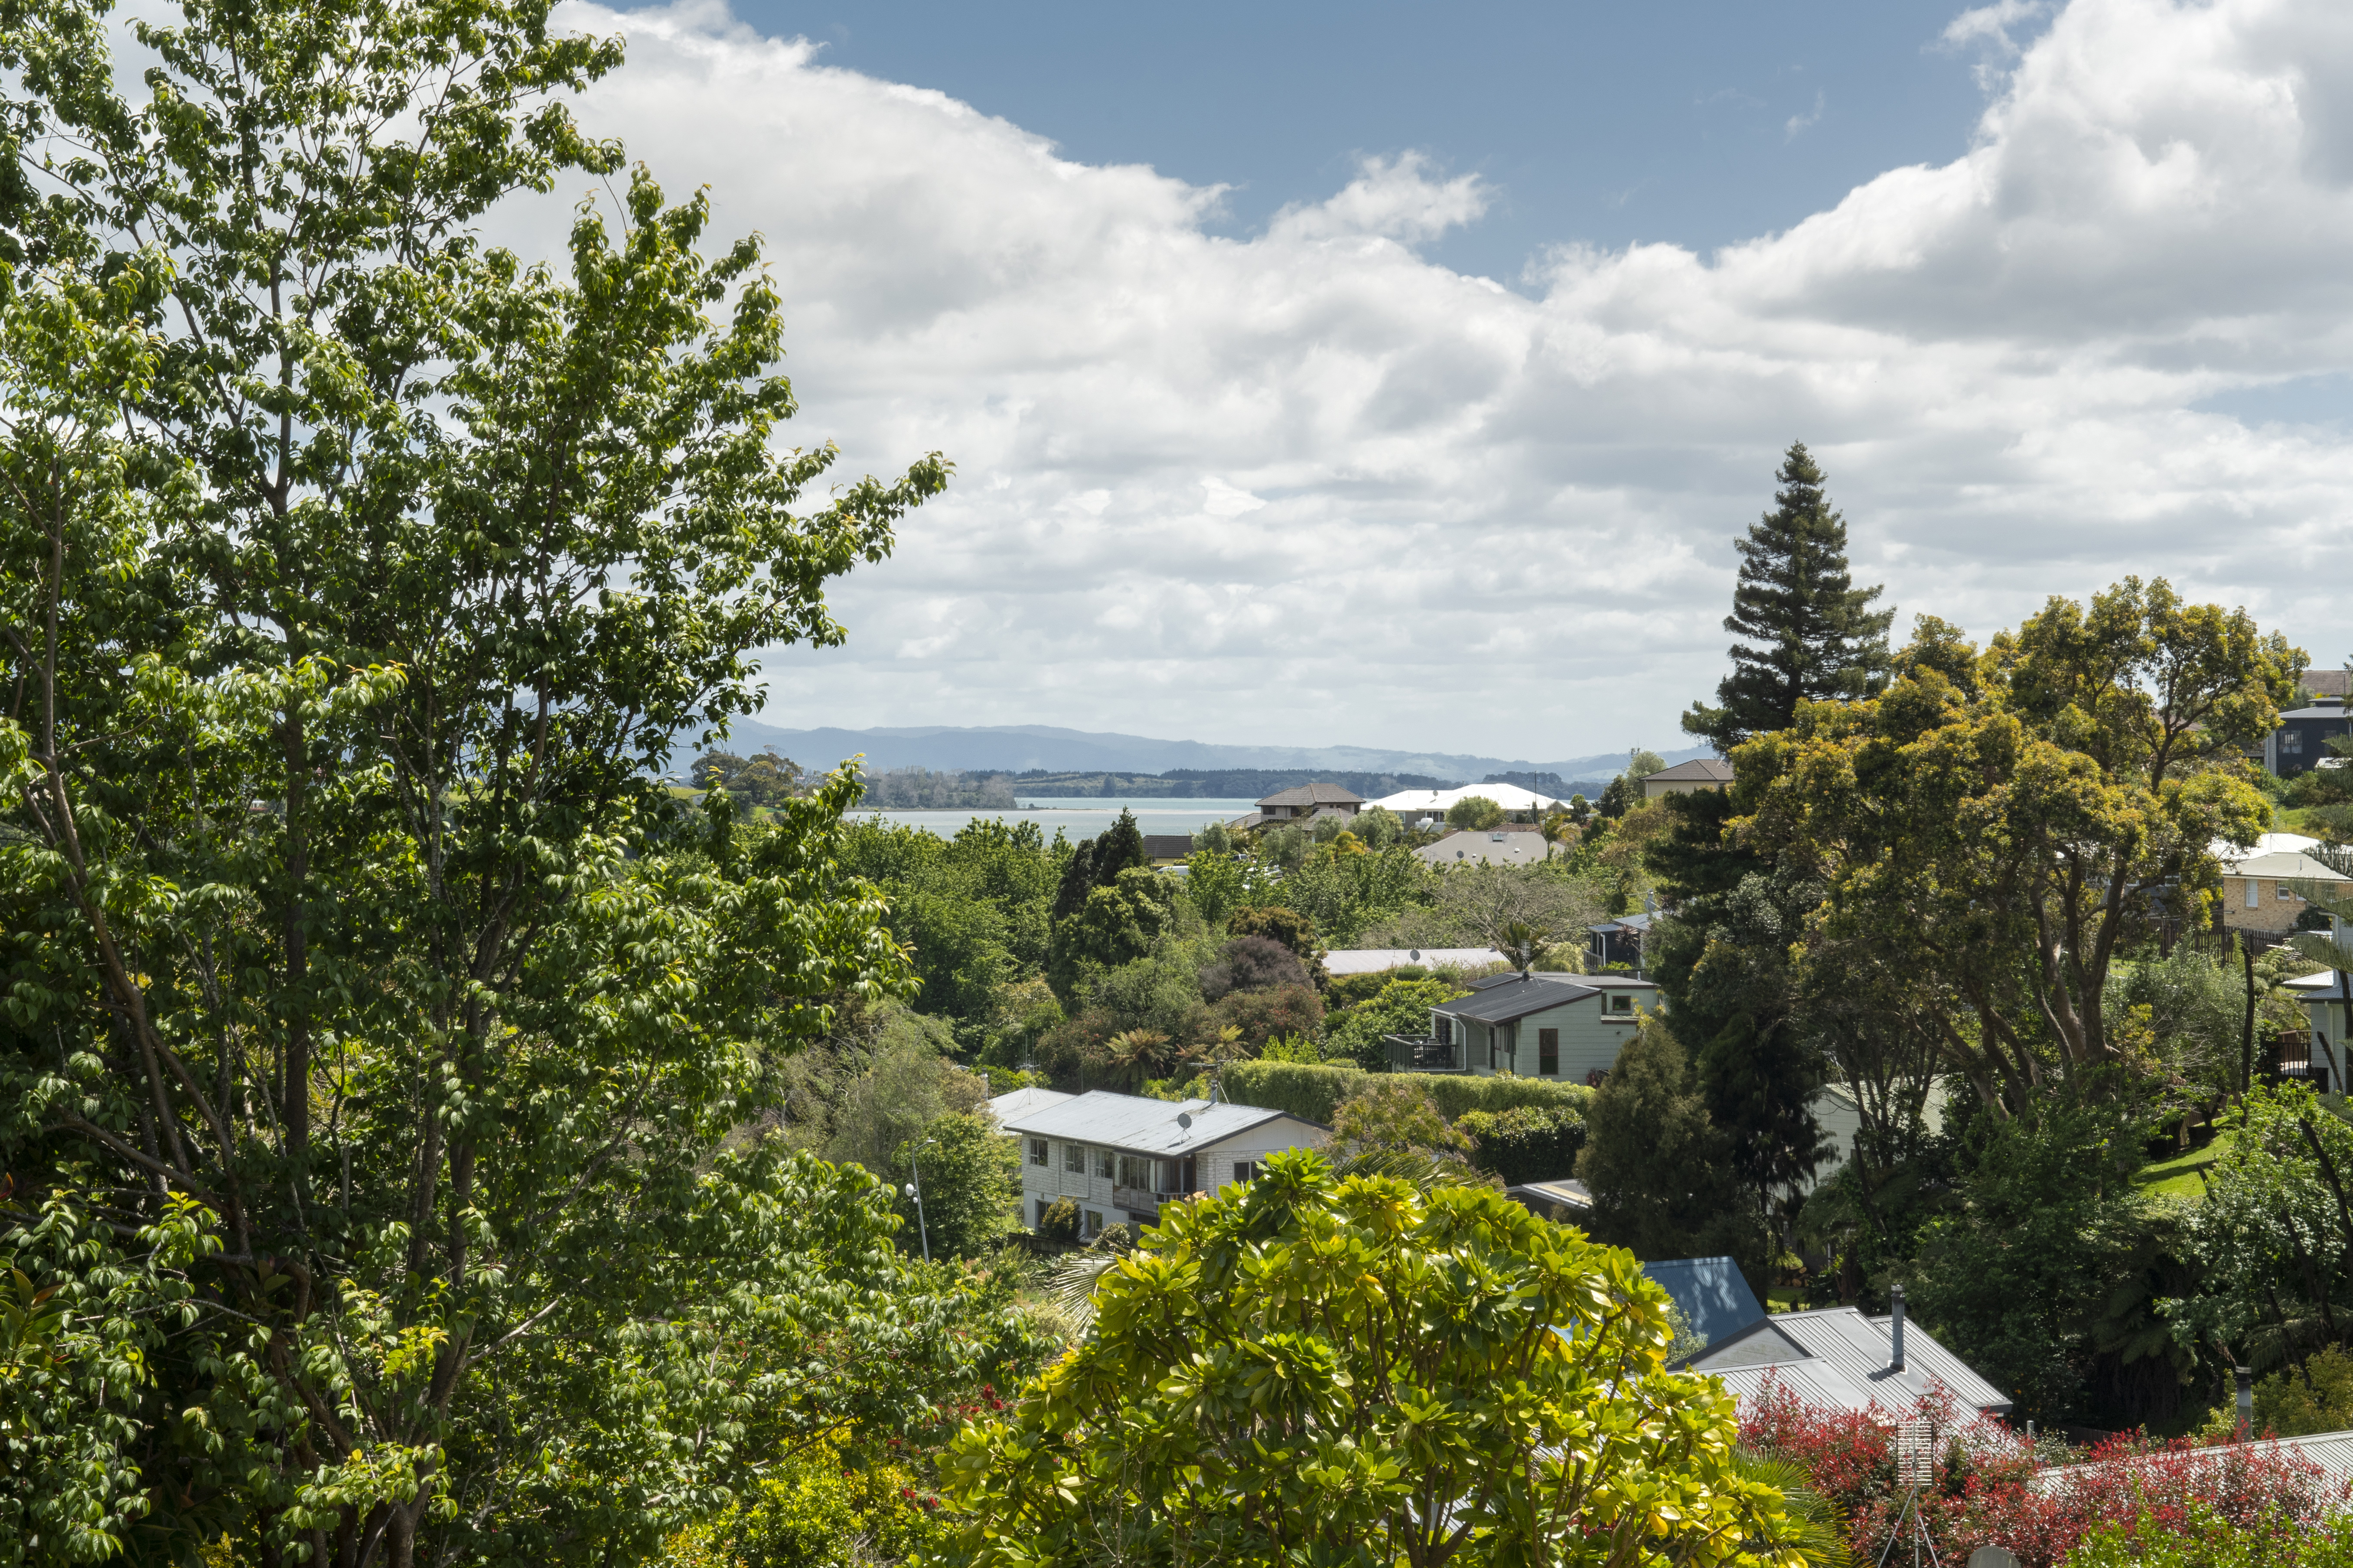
(853, 797, 1259, 842)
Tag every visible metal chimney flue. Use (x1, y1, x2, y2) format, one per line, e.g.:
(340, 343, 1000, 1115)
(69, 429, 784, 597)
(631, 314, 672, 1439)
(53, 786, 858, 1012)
(2237, 1366, 2254, 1437)
(1890, 1282, 1908, 1373)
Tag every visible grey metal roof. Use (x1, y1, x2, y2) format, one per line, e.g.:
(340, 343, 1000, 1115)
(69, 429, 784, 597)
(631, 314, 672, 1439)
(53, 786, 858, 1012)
(1678, 1305, 2011, 1415)
(2281, 704, 2352, 721)
(1438, 974, 1656, 1024)
(1325, 947, 1507, 975)
(996, 1089, 1314, 1155)
(986, 1085, 1075, 1124)
(1506, 1178, 1591, 1213)
(2033, 1429, 2353, 1503)
(2227, 849, 2350, 884)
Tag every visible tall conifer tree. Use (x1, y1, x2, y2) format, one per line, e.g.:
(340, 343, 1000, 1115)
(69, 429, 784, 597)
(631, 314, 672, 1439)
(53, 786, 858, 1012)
(1682, 442, 1894, 751)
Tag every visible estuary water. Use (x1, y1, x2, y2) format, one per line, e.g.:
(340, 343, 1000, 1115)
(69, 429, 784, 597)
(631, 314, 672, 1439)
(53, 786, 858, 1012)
(851, 797, 1259, 843)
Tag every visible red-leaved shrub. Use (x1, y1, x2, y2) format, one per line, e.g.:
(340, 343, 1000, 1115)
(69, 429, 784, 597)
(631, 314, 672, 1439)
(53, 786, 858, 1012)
(1740, 1376, 2346, 1568)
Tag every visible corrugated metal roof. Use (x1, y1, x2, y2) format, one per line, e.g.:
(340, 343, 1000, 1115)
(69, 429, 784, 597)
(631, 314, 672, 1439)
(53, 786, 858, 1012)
(2032, 1430, 2353, 1500)
(1324, 947, 1507, 975)
(1645, 1257, 1766, 1347)
(1506, 1178, 1591, 1212)
(985, 1086, 1074, 1124)
(1707, 1357, 1885, 1415)
(1438, 974, 1656, 1024)
(1681, 1306, 2011, 1415)
(2226, 850, 2350, 883)
(996, 1089, 1315, 1155)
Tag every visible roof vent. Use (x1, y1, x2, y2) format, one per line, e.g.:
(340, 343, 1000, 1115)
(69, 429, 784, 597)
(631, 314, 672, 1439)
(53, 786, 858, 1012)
(1890, 1282, 1908, 1374)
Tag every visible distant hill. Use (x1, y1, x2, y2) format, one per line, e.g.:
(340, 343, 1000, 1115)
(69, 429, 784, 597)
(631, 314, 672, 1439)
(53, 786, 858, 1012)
(1008, 767, 1462, 799)
(697, 722, 1711, 782)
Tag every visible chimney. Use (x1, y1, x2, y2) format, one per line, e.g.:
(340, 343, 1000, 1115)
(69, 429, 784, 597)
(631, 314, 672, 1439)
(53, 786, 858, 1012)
(1890, 1282, 1908, 1374)
(2237, 1366, 2254, 1438)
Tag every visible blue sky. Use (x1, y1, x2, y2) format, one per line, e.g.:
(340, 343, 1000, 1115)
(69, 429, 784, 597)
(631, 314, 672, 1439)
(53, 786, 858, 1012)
(731, 2, 2006, 283)
(545, 0, 2353, 756)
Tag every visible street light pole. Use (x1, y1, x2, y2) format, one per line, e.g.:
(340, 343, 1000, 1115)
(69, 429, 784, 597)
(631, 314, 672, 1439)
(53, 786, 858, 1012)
(906, 1136, 938, 1264)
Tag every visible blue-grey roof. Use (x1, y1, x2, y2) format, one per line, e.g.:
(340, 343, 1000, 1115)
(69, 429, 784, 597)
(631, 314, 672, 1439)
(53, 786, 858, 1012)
(1677, 1305, 2011, 1416)
(1644, 1257, 1765, 1347)
(995, 1089, 1321, 1156)
(1437, 973, 1656, 1024)
(2281, 705, 2353, 722)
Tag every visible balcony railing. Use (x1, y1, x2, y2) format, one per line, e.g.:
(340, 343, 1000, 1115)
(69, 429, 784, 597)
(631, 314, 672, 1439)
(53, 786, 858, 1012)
(1384, 1033, 1467, 1073)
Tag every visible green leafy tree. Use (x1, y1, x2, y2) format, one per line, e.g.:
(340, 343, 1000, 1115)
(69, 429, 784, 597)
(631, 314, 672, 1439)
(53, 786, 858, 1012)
(934, 1151, 1810, 1568)
(1682, 442, 1895, 751)
(2252, 1343, 2353, 1438)
(1459, 1105, 1587, 1186)
(0, 0, 948, 1558)
(1049, 808, 1150, 927)
(1446, 794, 1506, 831)
(1737, 596, 2292, 1113)
(893, 1112, 1021, 1261)
(1047, 866, 1179, 1000)
(1909, 1095, 2162, 1424)
(1577, 1017, 1763, 1282)
(1228, 904, 1327, 972)
(1330, 1078, 1472, 1161)
(693, 746, 807, 806)
(1629, 747, 1669, 780)
(1322, 975, 1472, 1070)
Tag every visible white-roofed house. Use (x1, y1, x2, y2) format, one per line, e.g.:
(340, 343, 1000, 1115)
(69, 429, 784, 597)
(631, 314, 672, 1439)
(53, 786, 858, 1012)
(994, 1088, 1330, 1240)
(1369, 783, 1565, 827)
(2217, 846, 2347, 936)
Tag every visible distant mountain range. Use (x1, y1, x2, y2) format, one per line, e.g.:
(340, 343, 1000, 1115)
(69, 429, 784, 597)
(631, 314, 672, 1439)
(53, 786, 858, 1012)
(693, 722, 1714, 784)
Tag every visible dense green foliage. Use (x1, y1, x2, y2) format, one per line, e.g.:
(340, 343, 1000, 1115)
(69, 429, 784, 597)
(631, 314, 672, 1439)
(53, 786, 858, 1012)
(891, 1110, 1022, 1261)
(1458, 1105, 1588, 1185)
(935, 1151, 1813, 1568)
(1577, 1018, 1763, 1283)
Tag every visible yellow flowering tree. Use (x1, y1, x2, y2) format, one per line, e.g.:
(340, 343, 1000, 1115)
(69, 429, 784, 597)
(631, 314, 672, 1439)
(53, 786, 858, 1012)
(935, 1151, 1807, 1568)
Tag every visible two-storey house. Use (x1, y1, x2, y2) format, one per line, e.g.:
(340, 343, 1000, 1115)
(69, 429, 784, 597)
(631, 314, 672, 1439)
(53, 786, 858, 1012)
(991, 1087, 1330, 1239)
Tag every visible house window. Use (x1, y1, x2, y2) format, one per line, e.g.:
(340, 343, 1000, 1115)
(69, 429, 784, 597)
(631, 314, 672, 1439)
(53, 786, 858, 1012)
(2280, 882, 2297, 901)
(1028, 1138, 1048, 1168)
(2248, 879, 2262, 909)
(1606, 994, 1634, 1017)
(1117, 1154, 1163, 1190)
(2285, 731, 2306, 755)
(1094, 1148, 1114, 1178)
(1435, 1016, 1452, 1045)
(1231, 1161, 1258, 1186)
(1084, 1210, 1104, 1238)
(1538, 1028, 1559, 1076)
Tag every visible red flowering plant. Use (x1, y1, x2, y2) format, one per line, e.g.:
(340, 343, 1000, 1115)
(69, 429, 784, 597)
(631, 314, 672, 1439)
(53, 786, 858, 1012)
(1739, 1375, 2345, 1568)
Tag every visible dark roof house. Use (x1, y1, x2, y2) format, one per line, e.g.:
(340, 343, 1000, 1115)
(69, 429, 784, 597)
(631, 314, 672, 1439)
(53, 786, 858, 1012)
(2268, 700, 2353, 777)
(1642, 758, 1734, 799)
(1255, 782, 1364, 820)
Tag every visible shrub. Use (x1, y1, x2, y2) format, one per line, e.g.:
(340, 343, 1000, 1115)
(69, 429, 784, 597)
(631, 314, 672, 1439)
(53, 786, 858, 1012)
(1743, 1379, 2342, 1568)
(1216, 1060, 1593, 1127)
(2254, 1343, 2353, 1437)
(1209, 984, 1324, 1050)
(1040, 1198, 1081, 1245)
(1197, 935, 1309, 1001)
(2063, 1504, 2353, 1566)
(668, 1432, 942, 1568)
(1459, 1105, 1586, 1185)
(1320, 974, 1471, 1070)
(1331, 1079, 1471, 1160)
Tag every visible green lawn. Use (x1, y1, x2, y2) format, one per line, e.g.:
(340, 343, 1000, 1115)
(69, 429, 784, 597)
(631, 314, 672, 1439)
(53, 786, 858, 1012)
(2138, 1130, 2237, 1200)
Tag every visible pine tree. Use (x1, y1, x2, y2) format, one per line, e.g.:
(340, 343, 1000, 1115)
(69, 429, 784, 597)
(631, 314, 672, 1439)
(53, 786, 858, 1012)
(1683, 442, 1893, 751)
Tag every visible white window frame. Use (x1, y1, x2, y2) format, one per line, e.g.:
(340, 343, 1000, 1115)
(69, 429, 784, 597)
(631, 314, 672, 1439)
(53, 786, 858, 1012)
(1028, 1138, 1048, 1168)
(2248, 879, 2262, 909)
(1063, 1142, 1086, 1174)
(1094, 1148, 1114, 1178)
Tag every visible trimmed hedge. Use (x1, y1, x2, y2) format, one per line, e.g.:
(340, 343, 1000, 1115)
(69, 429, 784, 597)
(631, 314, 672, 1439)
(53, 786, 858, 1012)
(1457, 1106, 1586, 1186)
(1219, 1060, 1593, 1128)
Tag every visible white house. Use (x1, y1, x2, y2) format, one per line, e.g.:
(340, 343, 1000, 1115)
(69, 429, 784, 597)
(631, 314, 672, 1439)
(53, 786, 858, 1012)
(1369, 783, 1564, 826)
(1415, 972, 1659, 1080)
(991, 1087, 1330, 1239)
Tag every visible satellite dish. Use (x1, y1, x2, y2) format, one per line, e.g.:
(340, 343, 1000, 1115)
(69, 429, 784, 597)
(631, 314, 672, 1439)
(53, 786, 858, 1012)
(1176, 1112, 1193, 1130)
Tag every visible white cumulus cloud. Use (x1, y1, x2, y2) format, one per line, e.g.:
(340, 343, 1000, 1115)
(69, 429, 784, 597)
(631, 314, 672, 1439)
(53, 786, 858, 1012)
(528, 0, 2353, 759)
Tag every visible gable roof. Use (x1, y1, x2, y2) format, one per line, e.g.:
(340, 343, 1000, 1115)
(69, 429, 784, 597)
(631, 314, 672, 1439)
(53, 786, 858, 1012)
(1324, 947, 1507, 975)
(994, 1088, 1320, 1156)
(2226, 849, 2350, 884)
(1643, 758, 1734, 784)
(1257, 782, 1365, 808)
(1644, 1257, 1766, 1348)
(1677, 1305, 2011, 1416)
(1437, 973, 1656, 1024)
(986, 1085, 1075, 1124)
